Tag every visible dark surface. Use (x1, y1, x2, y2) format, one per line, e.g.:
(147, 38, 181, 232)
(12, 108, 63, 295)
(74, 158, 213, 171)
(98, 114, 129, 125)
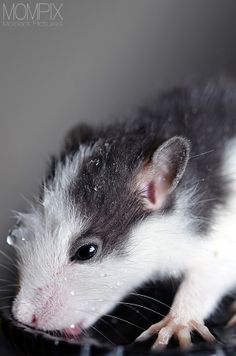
(1, 281, 236, 356)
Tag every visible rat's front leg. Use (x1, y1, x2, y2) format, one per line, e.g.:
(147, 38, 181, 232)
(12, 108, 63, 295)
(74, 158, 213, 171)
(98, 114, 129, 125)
(136, 266, 229, 349)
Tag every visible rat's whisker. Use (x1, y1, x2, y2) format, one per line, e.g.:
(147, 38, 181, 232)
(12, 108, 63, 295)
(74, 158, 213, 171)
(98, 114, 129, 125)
(73, 297, 156, 324)
(116, 302, 151, 324)
(0, 305, 10, 310)
(116, 301, 165, 318)
(129, 292, 172, 309)
(99, 317, 129, 343)
(104, 314, 145, 331)
(0, 295, 15, 300)
(89, 325, 115, 345)
(81, 328, 90, 337)
(0, 249, 16, 265)
(55, 331, 61, 338)
(0, 278, 13, 284)
(0, 283, 19, 288)
(196, 198, 219, 204)
(0, 263, 16, 275)
(71, 306, 145, 332)
(190, 149, 215, 159)
(68, 303, 130, 342)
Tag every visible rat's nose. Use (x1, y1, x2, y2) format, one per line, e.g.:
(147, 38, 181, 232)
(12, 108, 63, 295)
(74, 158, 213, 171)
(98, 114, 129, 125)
(31, 314, 37, 326)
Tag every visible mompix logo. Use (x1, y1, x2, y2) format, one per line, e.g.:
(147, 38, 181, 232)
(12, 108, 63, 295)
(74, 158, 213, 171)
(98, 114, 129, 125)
(2, 2, 63, 27)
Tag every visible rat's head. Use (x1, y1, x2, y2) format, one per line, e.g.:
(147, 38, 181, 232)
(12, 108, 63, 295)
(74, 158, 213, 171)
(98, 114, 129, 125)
(10, 132, 190, 335)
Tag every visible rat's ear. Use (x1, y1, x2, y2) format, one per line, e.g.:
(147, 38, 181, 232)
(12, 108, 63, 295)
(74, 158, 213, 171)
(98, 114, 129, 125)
(136, 136, 190, 211)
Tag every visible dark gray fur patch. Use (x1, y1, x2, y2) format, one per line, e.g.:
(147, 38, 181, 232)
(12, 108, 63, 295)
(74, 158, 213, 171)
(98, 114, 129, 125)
(45, 79, 236, 257)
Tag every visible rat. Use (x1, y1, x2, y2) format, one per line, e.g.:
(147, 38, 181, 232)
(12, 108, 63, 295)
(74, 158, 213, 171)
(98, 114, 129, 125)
(7, 79, 236, 350)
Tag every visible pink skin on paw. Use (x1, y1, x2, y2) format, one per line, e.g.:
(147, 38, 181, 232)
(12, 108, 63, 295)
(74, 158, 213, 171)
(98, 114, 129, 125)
(136, 314, 215, 349)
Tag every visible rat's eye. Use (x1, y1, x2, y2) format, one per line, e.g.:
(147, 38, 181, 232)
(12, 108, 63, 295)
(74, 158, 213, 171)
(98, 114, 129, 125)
(73, 243, 98, 261)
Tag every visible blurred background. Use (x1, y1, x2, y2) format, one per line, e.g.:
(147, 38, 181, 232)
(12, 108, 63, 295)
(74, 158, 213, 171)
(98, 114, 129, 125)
(0, 0, 236, 247)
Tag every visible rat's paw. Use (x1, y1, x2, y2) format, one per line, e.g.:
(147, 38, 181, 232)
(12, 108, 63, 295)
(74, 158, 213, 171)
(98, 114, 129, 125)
(135, 314, 215, 350)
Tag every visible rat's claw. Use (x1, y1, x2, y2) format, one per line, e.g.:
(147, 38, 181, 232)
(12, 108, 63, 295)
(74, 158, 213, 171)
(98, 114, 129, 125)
(177, 327, 192, 349)
(151, 324, 193, 350)
(135, 314, 215, 349)
(135, 315, 171, 342)
(152, 326, 174, 349)
(191, 321, 215, 342)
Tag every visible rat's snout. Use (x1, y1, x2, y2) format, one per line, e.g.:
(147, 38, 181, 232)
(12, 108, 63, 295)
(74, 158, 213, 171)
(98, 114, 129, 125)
(12, 283, 86, 335)
(12, 285, 58, 329)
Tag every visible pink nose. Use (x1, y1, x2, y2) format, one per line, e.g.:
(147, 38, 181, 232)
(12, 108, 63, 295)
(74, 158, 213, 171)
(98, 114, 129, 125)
(31, 314, 37, 326)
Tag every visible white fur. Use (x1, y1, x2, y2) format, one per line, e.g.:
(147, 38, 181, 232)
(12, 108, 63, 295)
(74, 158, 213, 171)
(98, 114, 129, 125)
(127, 138, 236, 323)
(12, 139, 236, 332)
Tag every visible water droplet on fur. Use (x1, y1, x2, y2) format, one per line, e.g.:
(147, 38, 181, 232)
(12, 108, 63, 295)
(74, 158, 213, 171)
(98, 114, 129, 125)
(7, 235, 16, 246)
(93, 186, 98, 191)
(70, 324, 75, 329)
(100, 273, 107, 277)
(95, 159, 100, 166)
(70, 290, 75, 296)
(21, 237, 26, 242)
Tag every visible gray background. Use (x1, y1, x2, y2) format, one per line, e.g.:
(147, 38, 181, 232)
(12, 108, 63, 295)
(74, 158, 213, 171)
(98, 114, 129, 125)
(0, 0, 236, 251)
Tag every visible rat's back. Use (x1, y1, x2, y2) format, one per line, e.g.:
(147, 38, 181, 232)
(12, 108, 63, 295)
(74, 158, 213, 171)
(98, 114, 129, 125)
(63, 79, 236, 235)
